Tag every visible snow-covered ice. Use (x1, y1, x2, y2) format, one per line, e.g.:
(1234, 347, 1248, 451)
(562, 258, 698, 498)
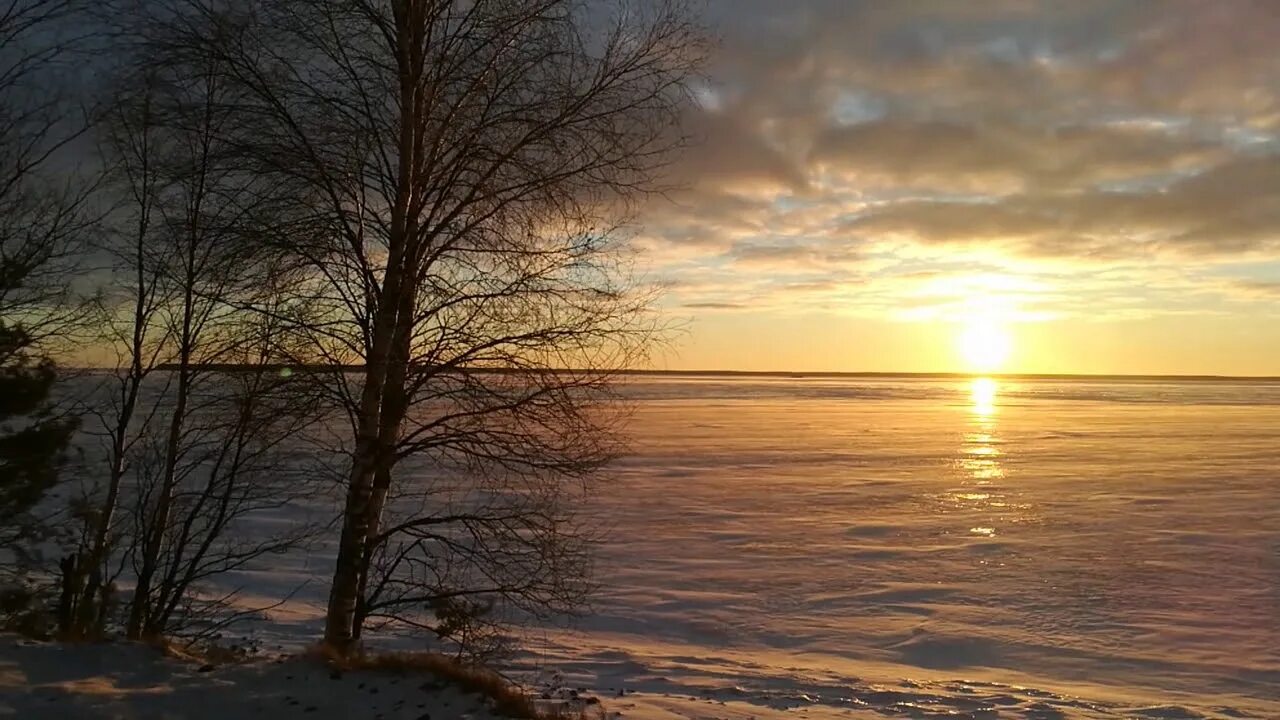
(29, 375, 1280, 719)
(508, 376, 1280, 719)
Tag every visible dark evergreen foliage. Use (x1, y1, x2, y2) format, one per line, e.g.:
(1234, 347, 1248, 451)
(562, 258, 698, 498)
(0, 319, 76, 548)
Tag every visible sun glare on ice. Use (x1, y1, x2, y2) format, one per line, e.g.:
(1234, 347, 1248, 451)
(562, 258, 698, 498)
(970, 377, 998, 416)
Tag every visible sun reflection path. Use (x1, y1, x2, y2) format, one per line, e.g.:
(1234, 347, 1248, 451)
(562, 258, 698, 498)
(970, 377, 997, 417)
(950, 377, 1007, 540)
(961, 378, 1004, 483)
(947, 377, 1029, 542)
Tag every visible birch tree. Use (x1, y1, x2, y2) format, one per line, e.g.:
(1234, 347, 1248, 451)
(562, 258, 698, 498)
(143, 0, 704, 653)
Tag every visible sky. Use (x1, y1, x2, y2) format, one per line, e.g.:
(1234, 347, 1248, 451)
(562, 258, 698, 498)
(640, 0, 1280, 375)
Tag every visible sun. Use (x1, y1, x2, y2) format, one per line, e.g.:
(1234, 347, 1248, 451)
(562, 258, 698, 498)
(957, 319, 1013, 372)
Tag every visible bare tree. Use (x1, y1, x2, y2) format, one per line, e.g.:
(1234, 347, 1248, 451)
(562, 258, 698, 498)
(55, 37, 323, 640)
(54, 66, 171, 638)
(121, 56, 248, 638)
(124, 348, 320, 640)
(141, 0, 705, 653)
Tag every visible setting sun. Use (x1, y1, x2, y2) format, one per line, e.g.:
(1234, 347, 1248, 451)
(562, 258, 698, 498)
(958, 320, 1013, 372)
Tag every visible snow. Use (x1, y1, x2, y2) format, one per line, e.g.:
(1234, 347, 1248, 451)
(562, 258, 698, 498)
(21, 375, 1280, 719)
(503, 377, 1280, 719)
(0, 634, 498, 719)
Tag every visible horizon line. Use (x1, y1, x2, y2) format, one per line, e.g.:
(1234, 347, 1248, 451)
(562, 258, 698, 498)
(633, 369, 1280, 382)
(73, 363, 1280, 382)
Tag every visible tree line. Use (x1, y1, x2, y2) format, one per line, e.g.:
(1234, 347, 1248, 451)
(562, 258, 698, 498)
(0, 0, 704, 658)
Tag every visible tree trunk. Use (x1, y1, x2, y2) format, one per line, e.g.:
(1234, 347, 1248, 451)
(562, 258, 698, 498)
(62, 90, 156, 639)
(323, 0, 423, 652)
(56, 554, 80, 636)
(127, 283, 195, 640)
(323, 255, 405, 650)
(349, 282, 416, 643)
(78, 365, 141, 636)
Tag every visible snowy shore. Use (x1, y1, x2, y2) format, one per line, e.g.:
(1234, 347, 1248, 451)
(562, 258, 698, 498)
(0, 635, 511, 720)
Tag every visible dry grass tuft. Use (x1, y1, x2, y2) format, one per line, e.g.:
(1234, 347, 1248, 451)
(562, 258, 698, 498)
(146, 635, 259, 666)
(147, 635, 201, 663)
(306, 644, 567, 719)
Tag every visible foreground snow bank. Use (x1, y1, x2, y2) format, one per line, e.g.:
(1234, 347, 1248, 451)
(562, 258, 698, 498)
(0, 634, 506, 720)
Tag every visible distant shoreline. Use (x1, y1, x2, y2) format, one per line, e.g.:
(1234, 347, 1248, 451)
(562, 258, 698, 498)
(68, 364, 1280, 383)
(623, 369, 1280, 382)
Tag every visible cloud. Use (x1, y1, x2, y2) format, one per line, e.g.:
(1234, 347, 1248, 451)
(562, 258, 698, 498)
(810, 119, 1229, 193)
(1087, 1, 1280, 128)
(637, 1, 1280, 322)
(844, 152, 1280, 260)
(1216, 278, 1280, 300)
(726, 241, 864, 270)
(681, 301, 749, 310)
(675, 109, 810, 195)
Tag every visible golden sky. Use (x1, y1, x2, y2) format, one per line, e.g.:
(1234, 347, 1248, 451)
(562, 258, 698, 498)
(641, 1, 1280, 375)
